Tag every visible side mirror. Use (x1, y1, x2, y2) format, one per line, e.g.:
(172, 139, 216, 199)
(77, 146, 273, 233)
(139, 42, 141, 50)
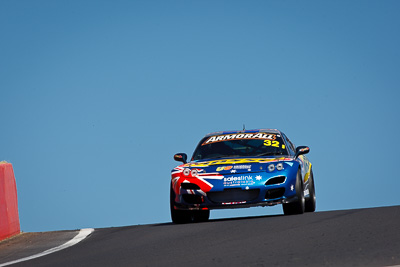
(174, 153, 188, 164)
(295, 146, 310, 159)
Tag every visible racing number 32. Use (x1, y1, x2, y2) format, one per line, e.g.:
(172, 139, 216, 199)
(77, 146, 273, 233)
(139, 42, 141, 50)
(264, 140, 286, 149)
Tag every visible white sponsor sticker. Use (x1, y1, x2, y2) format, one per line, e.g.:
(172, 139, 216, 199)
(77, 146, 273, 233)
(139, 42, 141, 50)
(223, 175, 255, 187)
(234, 165, 251, 169)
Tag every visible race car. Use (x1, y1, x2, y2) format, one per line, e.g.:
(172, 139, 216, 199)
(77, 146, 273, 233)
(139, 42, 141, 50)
(170, 129, 316, 223)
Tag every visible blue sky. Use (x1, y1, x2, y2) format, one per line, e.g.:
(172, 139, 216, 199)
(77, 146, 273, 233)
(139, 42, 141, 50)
(1, 0, 399, 232)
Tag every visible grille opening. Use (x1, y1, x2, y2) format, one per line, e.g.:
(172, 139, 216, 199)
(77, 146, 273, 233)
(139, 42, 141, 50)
(265, 188, 285, 199)
(207, 189, 260, 203)
(181, 183, 200, 190)
(182, 194, 203, 204)
(265, 176, 286, 186)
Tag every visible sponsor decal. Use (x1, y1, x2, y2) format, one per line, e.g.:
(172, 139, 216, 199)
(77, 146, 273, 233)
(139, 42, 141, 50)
(222, 201, 246, 205)
(188, 157, 290, 167)
(202, 132, 276, 145)
(255, 175, 262, 180)
(299, 147, 309, 153)
(216, 166, 233, 171)
(234, 165, 251, 169)
(304, 163, 312, 182)
(223, 175, 255, 187)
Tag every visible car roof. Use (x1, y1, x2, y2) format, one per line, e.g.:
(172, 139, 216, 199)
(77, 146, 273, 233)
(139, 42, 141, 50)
(204, 128, 282, 137)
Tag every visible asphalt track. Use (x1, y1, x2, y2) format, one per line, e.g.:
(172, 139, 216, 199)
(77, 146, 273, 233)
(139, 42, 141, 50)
(2, 205, 400, 266)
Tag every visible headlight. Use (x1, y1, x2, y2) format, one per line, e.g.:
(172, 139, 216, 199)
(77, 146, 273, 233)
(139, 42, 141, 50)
(268, 163, 284, 172)
(268, 164, 275, 172)
(183, 168, 190, 176)
(191, 169, 198, 177)
(276, 163, 284, 171)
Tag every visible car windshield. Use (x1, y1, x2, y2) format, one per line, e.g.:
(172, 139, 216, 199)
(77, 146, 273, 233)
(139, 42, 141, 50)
(192, 132, 288, 160)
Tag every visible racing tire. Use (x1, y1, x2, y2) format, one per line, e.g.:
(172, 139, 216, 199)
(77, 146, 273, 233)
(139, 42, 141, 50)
(170, 185, 192, 224)
(283, 169, 305, 215)
(305, 169, 316, 212)
(193, 210, 210, 222)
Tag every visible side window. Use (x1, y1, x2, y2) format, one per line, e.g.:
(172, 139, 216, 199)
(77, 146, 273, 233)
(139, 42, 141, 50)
(282, 133, 296, 156)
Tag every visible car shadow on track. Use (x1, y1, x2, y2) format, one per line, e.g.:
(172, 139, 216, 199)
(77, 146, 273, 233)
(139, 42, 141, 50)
(152, 213, 285, 227)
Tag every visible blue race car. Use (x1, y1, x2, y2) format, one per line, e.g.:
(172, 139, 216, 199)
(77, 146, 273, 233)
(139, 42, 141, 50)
(170, 129, 316, 223)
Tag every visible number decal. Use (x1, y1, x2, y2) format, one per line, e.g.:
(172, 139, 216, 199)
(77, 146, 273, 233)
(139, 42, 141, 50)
(264, 140, 271, 146)
(264, 140, 280, 147)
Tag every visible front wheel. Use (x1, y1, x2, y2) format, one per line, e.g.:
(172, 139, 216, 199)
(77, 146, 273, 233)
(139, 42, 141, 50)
(193, 210, 210, 222)
(170, 185, 192, 224)
(283, 169, 305, 215)
(305, 169, 316, 212)
(170, 185, 210, 223)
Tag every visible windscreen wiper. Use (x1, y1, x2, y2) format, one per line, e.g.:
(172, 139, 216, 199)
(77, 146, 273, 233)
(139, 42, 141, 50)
(207, 155, 241, 160)
(254, 152, 283, 157)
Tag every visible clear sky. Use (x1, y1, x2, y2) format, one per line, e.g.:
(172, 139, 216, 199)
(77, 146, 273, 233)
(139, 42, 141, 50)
(1, 0, 399, 232)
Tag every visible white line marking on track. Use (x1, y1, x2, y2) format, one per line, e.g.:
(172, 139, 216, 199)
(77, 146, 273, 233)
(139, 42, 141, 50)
(0, 228, 94, 267)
